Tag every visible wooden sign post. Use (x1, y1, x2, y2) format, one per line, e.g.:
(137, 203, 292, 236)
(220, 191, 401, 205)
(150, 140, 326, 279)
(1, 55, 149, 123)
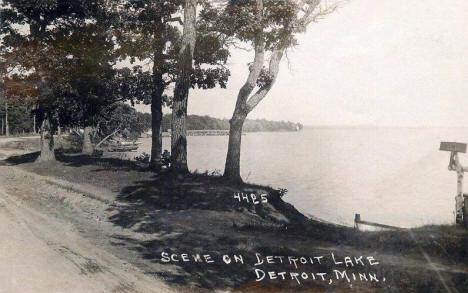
(440, 142, 468, 227)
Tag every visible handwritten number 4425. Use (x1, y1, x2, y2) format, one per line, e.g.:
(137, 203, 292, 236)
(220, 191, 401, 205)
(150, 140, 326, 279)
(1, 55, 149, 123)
(234, 193, 268, 204)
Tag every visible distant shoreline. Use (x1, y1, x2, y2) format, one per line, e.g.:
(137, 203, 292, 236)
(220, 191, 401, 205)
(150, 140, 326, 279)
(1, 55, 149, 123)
(146, 129, 302, 137)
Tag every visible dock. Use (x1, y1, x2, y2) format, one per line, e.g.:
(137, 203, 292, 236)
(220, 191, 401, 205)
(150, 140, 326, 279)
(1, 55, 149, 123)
(187, 130, 231, 136)
(354, 214, 405, 231)
(158, 130, 240, 137)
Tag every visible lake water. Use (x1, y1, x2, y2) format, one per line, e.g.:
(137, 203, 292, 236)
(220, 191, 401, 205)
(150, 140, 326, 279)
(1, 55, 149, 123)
(131, 127, 468, 228)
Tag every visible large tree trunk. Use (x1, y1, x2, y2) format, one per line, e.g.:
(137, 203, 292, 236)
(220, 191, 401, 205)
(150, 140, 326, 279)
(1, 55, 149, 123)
(150, 94, 163, 170)
(82, 126, 94, 155)
(223, 49, 283, 182)
(223, 0, 333, 181)
(170, 0, 197, 173)
(33, 113, 37, 134)
(36, 115, 55, 162)
(224, 114, 247, 182)
(5, 101, 9, 137)
(223, 0, 265, 182)
(56, 113, 62, 149)
(223, 0, 289, 182)
(149, 24, 165, 171)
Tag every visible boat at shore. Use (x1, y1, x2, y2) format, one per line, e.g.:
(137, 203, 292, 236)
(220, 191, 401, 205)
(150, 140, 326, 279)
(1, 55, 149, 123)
(105, 139, 140, 152)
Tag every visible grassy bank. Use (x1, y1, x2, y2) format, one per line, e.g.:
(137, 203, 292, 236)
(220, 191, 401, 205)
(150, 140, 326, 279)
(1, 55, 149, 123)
(3, 150, 468, 292)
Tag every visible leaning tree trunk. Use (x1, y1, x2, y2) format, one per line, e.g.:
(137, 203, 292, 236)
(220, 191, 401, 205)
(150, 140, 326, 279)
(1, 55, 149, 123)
(170, 0, 197, 173)
(36, 114, 55, 162)
(222, 0, 327, 182)
(82, 126, 94, 155)
(223, 0, 265, 182)
(149, 22, 166, 171)
(223, 47, 283, 182)
(223, 0, 287, 182)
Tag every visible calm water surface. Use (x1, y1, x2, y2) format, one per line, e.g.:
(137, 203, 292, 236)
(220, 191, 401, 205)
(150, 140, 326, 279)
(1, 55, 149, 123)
(131, 127, 468, 227)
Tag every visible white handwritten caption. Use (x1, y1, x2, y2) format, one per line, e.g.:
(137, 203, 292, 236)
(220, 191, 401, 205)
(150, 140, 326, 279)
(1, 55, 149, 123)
(160, 252, 385, 285)
(233, 192, 268, 204)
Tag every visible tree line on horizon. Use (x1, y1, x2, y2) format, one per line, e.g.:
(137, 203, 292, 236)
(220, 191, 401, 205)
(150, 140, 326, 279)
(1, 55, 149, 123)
(162, 114, 303, 132)
(0, 102, 302, 136)
(0, 0, 339, 182)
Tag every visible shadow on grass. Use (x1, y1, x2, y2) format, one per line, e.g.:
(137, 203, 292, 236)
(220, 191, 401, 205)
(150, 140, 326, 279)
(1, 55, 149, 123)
(105, 172, 329, 291)
(5, 151, 143, 172)
(56, 153, 144, 172)
(4, 151, 40, 164)
(108, 172, 284, 229)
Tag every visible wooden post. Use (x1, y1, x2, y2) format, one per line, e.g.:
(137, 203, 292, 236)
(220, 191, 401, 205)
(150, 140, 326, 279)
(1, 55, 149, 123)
(453, 152, 467, 224)
(354, 213, 404, 230)
(464, 195, 468, 228)
(447, 150, 466, 224)
(457, 172, 463, 197)
(354, 213, 360, 230)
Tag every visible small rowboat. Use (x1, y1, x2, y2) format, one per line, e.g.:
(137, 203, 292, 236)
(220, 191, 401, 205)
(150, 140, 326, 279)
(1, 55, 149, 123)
(106, 140, 139, 152)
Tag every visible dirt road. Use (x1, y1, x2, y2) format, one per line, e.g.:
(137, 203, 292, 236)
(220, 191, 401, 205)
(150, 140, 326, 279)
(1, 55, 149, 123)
(0, 166, 173, 293)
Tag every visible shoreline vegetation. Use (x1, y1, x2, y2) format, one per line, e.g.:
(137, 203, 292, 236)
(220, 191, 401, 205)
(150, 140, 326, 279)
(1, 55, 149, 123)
(0, 137, 467, 292)
(158, 114, 304, 135)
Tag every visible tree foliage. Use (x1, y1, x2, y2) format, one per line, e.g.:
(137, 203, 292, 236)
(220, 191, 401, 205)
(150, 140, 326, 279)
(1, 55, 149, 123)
(98, 103, 151, 141)
(112, 0, 231, 105)
(0, 0, 153, 130)
(161, 114, 302, 132)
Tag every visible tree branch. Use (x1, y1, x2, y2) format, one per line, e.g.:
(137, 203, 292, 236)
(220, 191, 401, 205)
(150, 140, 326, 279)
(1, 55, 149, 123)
(72, 129, 83, 138)
(243, 0, 342, 113)
(245, 47, 284, 112)
(234, 0, 265, 113)
(294, 0, 342, 32)
(95, 127, 121, 148)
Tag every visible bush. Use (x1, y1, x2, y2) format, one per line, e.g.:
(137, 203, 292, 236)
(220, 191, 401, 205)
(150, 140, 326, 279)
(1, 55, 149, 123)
(278, 188, 288, 198)
(134, 152, 150, 164)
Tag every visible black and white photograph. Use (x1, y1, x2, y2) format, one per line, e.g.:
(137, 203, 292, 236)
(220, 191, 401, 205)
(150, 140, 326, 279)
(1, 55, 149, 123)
(0, 0, 467, 292)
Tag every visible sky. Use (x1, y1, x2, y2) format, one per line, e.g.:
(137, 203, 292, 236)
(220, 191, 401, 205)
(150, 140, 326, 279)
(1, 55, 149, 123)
(136, 0, 468, 127)
(4, 0, 462, 127)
